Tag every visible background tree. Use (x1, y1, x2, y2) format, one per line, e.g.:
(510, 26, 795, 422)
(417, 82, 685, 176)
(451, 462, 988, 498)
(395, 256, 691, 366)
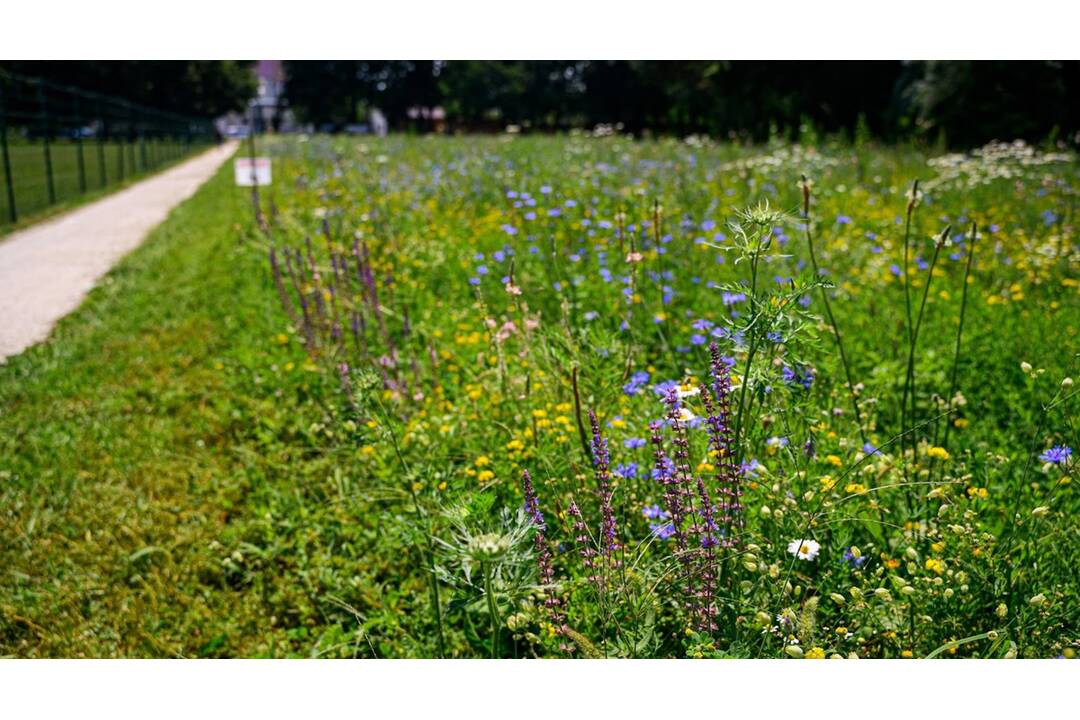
(0, 61, 257, 117)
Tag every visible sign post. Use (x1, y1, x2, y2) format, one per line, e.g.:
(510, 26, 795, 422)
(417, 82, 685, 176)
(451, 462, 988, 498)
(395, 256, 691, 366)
(234, 157, 272, 186)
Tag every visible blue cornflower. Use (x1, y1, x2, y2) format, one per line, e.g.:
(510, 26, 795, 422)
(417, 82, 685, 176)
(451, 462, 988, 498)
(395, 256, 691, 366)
(624, 437, 647, 450)
(1040, 446, 1072, 464)
(642, 504, 667, 520)
(692, 318, 714, 331)
(650, 523, 676, 540)
(648, 524, 673, 539)
(652, 379, 680, 396)
(614, 462, 639, 479)
(709, 326, 730, 340)
(722, 291, 746, 306)
(690, 333, 707, 346)
(782, 364, 814, 390)
(623, 371, 651, 396)
(843, 548, 867, 568)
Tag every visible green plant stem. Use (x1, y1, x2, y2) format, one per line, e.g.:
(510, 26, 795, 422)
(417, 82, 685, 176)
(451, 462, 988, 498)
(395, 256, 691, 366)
(377, 396, 447, 658)
(899, 225, 947, 519)
(939, 221, 978, 456)
(733, 246, 762, 463)
(483, 561, 500, 659)
(801, 182, 867, 446)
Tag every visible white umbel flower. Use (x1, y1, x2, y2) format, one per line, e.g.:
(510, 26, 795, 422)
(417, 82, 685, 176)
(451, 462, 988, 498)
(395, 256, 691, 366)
(787, 539, 820, 561)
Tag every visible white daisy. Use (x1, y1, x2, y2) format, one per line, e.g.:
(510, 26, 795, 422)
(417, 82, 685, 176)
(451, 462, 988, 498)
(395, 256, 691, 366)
(676, 385, 700, 399)
(787, 538, 820, 561)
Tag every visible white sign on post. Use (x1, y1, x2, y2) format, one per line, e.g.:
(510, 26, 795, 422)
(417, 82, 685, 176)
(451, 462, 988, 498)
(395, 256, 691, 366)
(235, 157, 272, 186)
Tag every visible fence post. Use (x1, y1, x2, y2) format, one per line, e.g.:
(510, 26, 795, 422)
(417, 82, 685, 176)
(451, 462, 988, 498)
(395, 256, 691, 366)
(127, 104, 136, 176)
(138, 109, 147, 171)
(117, 108, 125, 183)
(75, 94, 87, 194)
(38, 79, 56, 205)
(0, 82, 17, 224)
(97, 98, 107, 188)
(248, 104, 263, 226)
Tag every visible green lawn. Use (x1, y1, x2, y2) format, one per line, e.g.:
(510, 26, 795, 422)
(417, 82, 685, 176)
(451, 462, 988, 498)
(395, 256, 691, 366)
(1, 137, 212, 234)
(1, 159, 420, 657)
(1, 135, 1077, 659)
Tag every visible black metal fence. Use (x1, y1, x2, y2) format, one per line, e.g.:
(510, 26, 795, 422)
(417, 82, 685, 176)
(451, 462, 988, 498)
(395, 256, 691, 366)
(0, 69, 216, 229)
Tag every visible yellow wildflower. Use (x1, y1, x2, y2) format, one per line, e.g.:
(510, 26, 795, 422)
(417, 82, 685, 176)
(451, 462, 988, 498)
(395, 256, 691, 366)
(927, 446, 950, 461)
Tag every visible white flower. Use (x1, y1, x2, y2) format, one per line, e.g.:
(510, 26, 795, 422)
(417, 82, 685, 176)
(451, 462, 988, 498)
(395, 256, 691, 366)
(787, 539, 820, 561)
(675, 385, 700, 399)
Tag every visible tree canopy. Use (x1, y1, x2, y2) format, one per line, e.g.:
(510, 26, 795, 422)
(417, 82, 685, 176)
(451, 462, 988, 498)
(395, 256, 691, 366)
(0, 61, 257, 118)
(283, 60, 1080, 148)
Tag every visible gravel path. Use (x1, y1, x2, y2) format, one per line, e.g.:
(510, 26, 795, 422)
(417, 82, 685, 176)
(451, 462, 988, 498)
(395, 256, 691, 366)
(0, 142, 238, 361)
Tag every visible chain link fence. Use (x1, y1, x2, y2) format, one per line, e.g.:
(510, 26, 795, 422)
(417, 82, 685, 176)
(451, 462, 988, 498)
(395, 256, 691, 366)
(0, 69, 216, 230)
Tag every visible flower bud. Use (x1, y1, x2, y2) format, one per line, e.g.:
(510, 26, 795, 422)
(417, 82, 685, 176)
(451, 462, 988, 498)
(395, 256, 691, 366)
(1062, 377, 1073, 388)
(1031, 506, 1049, 517)
(1029, 593, 1047, 607)
(785, 645, 804, 658)
(1021, 361, 1032, 374)
(830, 593, 847, 605)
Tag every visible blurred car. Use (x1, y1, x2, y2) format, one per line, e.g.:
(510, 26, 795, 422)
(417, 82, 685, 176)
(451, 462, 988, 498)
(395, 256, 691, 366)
(223, 124, 251, 139)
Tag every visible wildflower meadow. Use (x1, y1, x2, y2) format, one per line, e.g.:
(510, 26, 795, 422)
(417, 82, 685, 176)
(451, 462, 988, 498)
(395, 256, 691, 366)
(2, 132, 1077, 660)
